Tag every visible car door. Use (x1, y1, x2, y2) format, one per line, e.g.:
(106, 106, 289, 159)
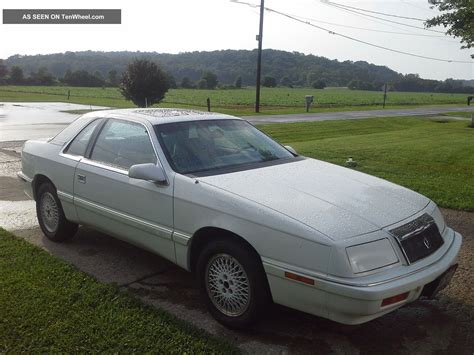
(56, 118, 104, 223)
(73, 118, 175, 262)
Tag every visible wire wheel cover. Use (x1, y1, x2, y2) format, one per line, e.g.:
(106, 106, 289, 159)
(205, 253, 251, 317)
(40, 192, 59, 233)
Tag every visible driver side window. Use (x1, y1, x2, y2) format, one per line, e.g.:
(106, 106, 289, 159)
(90, 119, 157, 171)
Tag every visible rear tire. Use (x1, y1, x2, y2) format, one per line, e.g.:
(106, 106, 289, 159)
(196, 237, 270, 328)
(36, 182, 78, 242)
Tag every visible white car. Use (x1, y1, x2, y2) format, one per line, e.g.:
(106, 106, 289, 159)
(18, 108, 461, 328)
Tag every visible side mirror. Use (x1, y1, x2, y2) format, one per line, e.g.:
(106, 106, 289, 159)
(284, 145, 298, 156)
(129, 163, 167, 183)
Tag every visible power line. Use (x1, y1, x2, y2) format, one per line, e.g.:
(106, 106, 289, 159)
(234, 0, 420, 35)
(292, 13, 456, 41)
(318, 3, 423, 34)
(400, 0, 436, 13)
(324, 1, 426, 21)
(271, 9, 470, 63)
(230, 1, 472, 64)
(321, 1, 446, 34)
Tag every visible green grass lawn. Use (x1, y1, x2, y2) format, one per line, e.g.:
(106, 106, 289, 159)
(260, 116, 474, 211)
(0, 86, 470, 116)
(0, 228, 238, 353)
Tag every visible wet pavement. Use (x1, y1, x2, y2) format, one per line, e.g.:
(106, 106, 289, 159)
(0, 103, 107, 142)
(1, 102, 472, 143)
(0, 140, 473, 354)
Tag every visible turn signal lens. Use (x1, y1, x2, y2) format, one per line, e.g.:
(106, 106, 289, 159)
(284, 272, 315, 285)
(381, 292, 409, 307)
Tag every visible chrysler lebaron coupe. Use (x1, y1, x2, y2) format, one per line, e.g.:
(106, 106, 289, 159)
(18, 108, 462, 328)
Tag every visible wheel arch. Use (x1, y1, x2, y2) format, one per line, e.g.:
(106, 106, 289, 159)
(32, 174, 55, 200)
(188, 226, 263, 274)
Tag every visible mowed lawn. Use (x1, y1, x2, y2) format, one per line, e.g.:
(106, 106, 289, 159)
(0, 86, 470, 116)
(260, 117, 474, 211)
(0, 229, 237, 353)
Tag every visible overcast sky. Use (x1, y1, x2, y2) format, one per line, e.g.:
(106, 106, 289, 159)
(1, 0, 472, 80)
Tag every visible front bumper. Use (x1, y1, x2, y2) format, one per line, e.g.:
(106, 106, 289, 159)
(17, 171, 34, 199)
(264, 229, 462, 325)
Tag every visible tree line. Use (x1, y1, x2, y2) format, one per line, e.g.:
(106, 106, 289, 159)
(1, 49, 472, 94)
(0, 59, 268, 90)
(348, 75, 472, 94)
(0, 60, 223, 90)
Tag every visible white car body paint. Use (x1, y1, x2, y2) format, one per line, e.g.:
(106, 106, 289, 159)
(18, 108, 462, 325)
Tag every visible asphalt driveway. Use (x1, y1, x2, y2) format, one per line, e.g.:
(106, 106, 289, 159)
(0, 140, 473, 354)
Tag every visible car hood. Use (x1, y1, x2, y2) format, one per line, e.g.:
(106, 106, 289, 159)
(199, 158, 430, 241)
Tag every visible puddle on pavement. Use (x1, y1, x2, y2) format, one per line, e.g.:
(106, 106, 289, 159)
(0, 102, 109, 142)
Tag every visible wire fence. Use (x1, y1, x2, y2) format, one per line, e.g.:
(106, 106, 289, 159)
(0, 87, 469, 109)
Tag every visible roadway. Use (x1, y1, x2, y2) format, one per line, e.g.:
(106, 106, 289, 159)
(246, 105, 474, 124)
(1, 102, 472, 142)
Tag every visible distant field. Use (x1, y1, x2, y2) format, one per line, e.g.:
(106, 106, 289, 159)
(260, 116, 474, 211)
(0, 85, 470, 116)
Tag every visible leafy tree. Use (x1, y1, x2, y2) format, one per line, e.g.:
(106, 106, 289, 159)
(166, 73, 177, 89)
(311, 80, 326, 89)
(279, 76, 293, 87)
(348, 79, 377, 91)
(201, 71, 218, 89)
(306, 72, 319, 86)
(62, 70, 105, 87)
(29, 67, 55, 85)
(234, 76, 242, 88)
(427, 0, 473, 49)
(9, 66, 24, 84)
(197, 79, 208, 89)
(180, 77, 194, 88)
(262, 76, 277, 87)
(108, 70, 120, 86)
(120, 59, 170, 107)
(0, 60, 8, 84)
(348, 80, 358, 90)
(62, 70, 73, 85)
(390, 74, 468, 93)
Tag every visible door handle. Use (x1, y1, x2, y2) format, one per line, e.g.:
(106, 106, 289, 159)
(77, 174, 86, 184)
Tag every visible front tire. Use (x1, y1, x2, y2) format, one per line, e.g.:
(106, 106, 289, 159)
(196, 238, 270, 328)
(36, 182, 78, 242)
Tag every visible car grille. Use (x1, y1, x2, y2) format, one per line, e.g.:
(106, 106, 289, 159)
(390, 214, 444, 264)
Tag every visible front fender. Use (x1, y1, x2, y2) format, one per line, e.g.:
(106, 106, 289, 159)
(172, 174, 332, 273)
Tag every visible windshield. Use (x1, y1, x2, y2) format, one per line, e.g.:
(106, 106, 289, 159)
(154, 119, 295, 175)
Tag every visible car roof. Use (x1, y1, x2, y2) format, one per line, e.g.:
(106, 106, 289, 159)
(50, 108, 242, 146)
(82, 108, 241, 125)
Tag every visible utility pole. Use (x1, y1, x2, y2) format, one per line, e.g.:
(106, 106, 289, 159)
(255, 0, 264, 113)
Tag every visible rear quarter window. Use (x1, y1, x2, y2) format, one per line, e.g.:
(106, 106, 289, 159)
(50, 115, 96, 145)
(64, 119, 102, 157)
